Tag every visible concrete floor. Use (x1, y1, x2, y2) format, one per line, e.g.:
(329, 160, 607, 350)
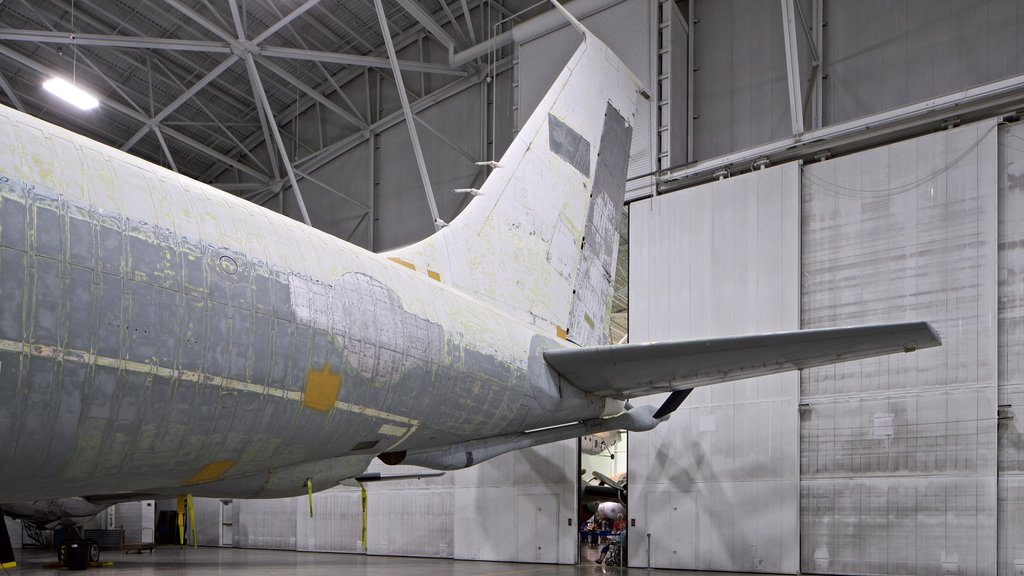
(4, 546, 739, 575)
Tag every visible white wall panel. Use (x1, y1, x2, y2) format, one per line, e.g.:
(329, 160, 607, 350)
(801, 120, 999, 576)
(191, 498, 222, 547)
(365, 463, 453, 558)
(296, 488, 362, 553)
(998, 121, 1024, 576)
(628, 163, 800, 572)
(453, 440, 577, 564)
(236, 497, 297, 550)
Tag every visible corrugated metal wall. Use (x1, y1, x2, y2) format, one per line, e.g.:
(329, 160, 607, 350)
(998, 121, 1024, 576)
(628, 118, 1020, 574)
(691, 0, 791, 162)
(628, 164, 801, 572)
(800, 120, 998, 576)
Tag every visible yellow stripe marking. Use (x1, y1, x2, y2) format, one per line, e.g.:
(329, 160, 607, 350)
(0, 339, 418, 426)
(555, 325, 568, 340)
(427, 269, 441, 282)
(186, 461, 236, 484)
(387, 257, 416, 271)
(1, 562, 16, 569)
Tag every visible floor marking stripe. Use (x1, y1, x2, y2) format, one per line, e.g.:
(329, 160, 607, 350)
(0, 339, 418, 425)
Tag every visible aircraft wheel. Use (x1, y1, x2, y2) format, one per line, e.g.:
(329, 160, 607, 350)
(87, 539, 101, 562)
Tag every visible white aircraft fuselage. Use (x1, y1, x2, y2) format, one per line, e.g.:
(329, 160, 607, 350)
(0, 136, 614, 501)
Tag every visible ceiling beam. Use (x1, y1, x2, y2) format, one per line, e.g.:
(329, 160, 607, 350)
(254, 57, 367, 129)
(227, 0, 309, 224)
(0, 71, 25, 112)
(259, 46, 467, 77)
(251, 0, 323, 45)
(0, 28, 232, 53)
(373, 0, 441, 231)
(392, 0, 457, 51)
(120, 55, 240, 151)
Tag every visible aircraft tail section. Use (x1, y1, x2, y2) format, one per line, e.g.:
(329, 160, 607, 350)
(384, 27, 644, 346)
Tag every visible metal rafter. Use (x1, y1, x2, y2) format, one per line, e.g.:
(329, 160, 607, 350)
(392, 0, 457, 52)
(0, 43, 268, 180)
(0, 29, 232, 52)
(120, 55, 240, 151)
(259, 46, 466, 77)
(374, 0, 442, 230)
(226, 0, 310, 225)
(0, 70, 25, 111)
(780, 0, 804, 135)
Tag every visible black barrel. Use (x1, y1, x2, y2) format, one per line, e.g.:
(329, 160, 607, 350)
(64, 541, 89, 571)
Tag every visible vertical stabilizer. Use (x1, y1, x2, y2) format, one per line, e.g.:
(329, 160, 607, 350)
(385, 26, 643, 346)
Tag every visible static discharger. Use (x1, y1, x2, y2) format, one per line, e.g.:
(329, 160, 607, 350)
(453, 188, 482, 196)
(474, 161, 502, 168)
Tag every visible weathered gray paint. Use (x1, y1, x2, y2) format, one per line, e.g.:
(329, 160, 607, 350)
(800, 120, 999, 575)
(997, 120, 1024, 576)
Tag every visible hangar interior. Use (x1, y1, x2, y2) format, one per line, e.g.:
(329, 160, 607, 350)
(2, 0, 1024, 573)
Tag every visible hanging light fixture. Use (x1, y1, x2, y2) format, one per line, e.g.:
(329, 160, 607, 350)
(43, 1, 100, 111)
(43, 77, 99, 110)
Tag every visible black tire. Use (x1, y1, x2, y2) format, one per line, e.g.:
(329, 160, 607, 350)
(86, 539, 101, 563)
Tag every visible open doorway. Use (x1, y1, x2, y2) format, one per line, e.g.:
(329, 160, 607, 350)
(578, 431, 628, 567)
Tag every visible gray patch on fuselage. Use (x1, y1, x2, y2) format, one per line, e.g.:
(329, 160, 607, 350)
(567, 102, 632, 347)
(548, 113, 592, 177)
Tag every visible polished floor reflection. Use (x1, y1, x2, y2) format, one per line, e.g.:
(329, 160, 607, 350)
(6, 546, 756, 575)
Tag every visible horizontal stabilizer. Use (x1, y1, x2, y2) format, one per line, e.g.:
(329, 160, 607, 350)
(544, 322, 941, 399)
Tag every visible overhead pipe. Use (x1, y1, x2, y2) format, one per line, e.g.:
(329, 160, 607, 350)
(450, 0, 623, 67)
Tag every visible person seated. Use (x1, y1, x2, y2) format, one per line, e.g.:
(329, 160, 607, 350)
(595, 527, 626, 564)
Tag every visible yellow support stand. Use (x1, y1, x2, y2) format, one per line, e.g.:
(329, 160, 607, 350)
(360, 484, 367, 552)
(176, 496, 186, 546)
(188, 494, 197, 548)
(305, 478, 314, 518)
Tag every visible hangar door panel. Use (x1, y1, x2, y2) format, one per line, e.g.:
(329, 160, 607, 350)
(628, 163, 800, 572)
(645, 492, 696, 569)
(801, 120, 998, 576)
(998, 121, 1024, 576)
(515, 493, 559, 564)
(453, 440, 577, 563)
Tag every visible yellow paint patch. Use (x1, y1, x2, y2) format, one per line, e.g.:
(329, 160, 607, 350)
(556, 325, 568, 340)
(186, 460, 236, 484)
(427, 269, 441, 282)
(387, 257, 416, 271)
(2, 562, 17, 569)
(304, 363, 342, 412)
